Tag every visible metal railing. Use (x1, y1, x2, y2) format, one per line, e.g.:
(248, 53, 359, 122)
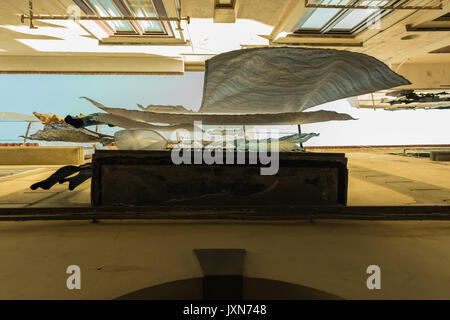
(20, 0, 190, 29)
(304, 0, 443, 10)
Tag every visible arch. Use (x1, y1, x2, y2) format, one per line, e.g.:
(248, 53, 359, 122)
(116, 277, 343, 300)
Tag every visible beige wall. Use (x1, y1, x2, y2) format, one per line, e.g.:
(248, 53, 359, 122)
(0, 55, 184, 74)
(0, 147, 84, 165)
(1, 0, 449, 80)
(1, 219, 450, 299)
(393, 62, 450, 90)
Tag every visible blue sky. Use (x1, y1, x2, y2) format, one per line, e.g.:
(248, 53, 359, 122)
(0, 72, 448, 146)
(0, 72, 203, 145)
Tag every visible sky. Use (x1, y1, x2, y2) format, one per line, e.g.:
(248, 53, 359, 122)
(0, 72, 449, 147)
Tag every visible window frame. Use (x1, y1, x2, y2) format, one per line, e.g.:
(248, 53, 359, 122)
(73, 0, 174, 37)
(215, 0, 236, 9)
(294, 1, 396, 35)
(406, 11, 450, 31)
(433, 12, 450, 21)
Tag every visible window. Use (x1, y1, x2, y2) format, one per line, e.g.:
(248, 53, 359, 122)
(73, 0, 172, 36)
(406, 11, 450, 31)
(430, 45, 450, 54)
(433, 12, 450, 21)
(214, 0, 237, 23)
(294, 0, 394, 35)
(127, 0, 163, 33)
(215, 0, 236, 8)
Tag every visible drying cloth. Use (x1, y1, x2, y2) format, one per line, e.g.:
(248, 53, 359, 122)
(30, 165, 81, 190)
(22, 123, 114, 144)
(59, 167, 92, 191)
(83, 97, 355, 126)
(199, 47, 411, 113)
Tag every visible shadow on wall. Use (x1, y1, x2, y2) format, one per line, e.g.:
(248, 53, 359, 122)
(115, 277, 343, 300)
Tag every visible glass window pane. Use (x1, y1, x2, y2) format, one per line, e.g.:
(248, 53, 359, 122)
(331, 8, 377, 30)
(126, 0, 164, 32)
(299, 8, 341, 29)
(90, 0, 135, 32)
(361, 0, 389, 6)
(326, 0, 351, 5)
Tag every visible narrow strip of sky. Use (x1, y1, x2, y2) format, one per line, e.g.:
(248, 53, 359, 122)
(0, 73, 448, 146)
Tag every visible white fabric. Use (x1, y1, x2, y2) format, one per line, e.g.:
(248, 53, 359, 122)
(83, 97, 355, 126)
(114, 129, 168, 150)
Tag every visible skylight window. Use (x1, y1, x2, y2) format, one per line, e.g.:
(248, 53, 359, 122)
(331, 8, 378, 30)
(73, 0, 170, 35)
(90, 0, 135, 32)
(301, 8, 341, 29)
(126, 0, 164, 33)
(295, 0, 394, 34)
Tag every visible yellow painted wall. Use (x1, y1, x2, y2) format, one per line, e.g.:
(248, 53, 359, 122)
(0, 147, 84, 165)
(1, 219, 449, 299)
